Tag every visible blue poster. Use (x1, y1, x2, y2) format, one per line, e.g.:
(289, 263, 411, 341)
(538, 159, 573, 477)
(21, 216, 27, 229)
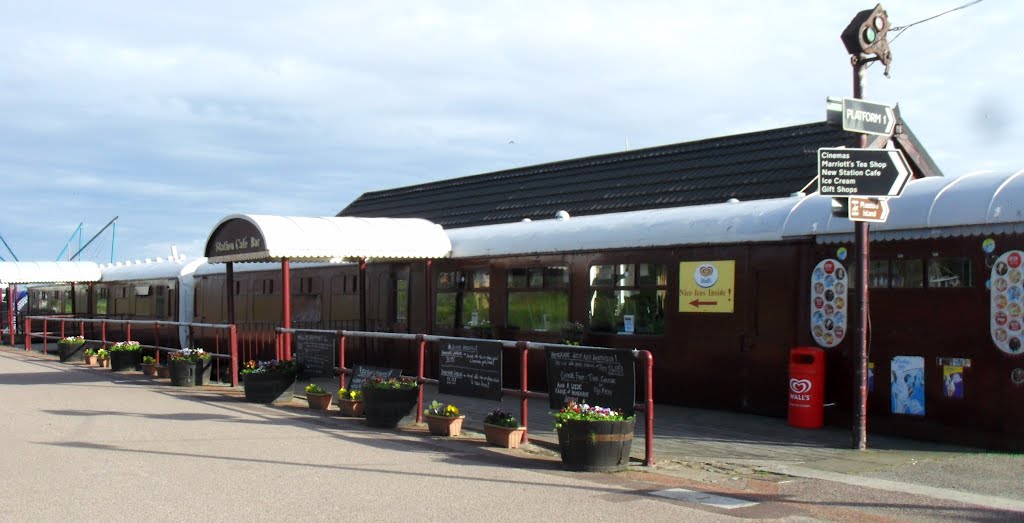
(891, 356, 925, 416)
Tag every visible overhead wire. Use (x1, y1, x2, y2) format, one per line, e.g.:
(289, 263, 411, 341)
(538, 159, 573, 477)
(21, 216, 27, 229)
(889, 0, 984, 43)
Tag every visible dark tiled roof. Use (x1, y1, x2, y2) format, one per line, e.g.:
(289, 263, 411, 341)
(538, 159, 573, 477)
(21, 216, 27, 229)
(338, 120, 936, 228)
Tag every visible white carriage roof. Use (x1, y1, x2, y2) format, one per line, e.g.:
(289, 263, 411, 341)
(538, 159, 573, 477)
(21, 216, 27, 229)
(99, 257, 207, 281)
(204, 214, 452, 263)
(0, 261, 102, 284)
(448, 170, 1024, 257)
(448, 196, 804, 258)
(783, 169, 1024, 243)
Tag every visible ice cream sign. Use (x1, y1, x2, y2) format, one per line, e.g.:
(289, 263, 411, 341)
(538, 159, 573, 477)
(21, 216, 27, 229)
(810, 258, 848, 348)
(679, 260, 735, 313)
(990, 250, 1024, 355)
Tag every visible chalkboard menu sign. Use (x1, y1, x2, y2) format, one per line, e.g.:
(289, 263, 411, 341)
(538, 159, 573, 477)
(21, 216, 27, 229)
(348, 364, 402, 391)
(438, 338, 503, 401)
(546, 347, 635, 412)
(295, 331, 336, 378)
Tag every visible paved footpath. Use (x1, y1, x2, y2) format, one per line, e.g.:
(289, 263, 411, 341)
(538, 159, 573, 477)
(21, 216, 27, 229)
(3, 345, 1023, 522)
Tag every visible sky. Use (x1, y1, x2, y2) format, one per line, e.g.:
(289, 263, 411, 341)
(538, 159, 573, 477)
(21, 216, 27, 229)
(0, 1, 1019, 263)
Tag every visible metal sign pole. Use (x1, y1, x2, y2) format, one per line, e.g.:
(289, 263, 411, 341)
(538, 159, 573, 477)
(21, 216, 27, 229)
(852, 57, 870, 451)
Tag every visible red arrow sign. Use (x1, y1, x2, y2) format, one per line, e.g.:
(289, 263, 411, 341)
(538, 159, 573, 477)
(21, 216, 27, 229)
(689, 299, 719, 308)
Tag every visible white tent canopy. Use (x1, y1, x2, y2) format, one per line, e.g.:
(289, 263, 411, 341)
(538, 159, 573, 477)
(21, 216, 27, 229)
(0, 261, 102, 285)
(204, 214, 452, 263)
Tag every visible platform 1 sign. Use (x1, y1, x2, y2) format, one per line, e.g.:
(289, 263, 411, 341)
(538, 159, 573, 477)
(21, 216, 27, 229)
(842, 98, 895, 136)
(817, 148, 911, 198)
(847, 197, 890, 223)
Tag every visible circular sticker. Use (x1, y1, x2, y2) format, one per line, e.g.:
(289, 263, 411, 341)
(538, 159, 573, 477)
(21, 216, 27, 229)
(837, 247, 848, 261)
(693, 264, 720, 288)
(1009, 320, 1022, 332)
(1010, 270, 1022, 284)
(824, 260, 835, 274)
(996, 294, 1008, 309)
(1009, 286, 1022, 301)
(813, 325, 824, 337)
(825, 304, 835, 316)
(814, 268, 824, 281)
(814, 297, 824, 309)
(996, 311, 1008, 326)
(996, 262, 1009, 276)
(996, 278, 1009, 292)
(834, 326, 845, 339)
(982, 238, 996, 253)
(1012, 368, 1024, 384)
(1009, 303, 1022, 317)
(996, 329, 1009, 342)
(1009, 252, 1022, 269)
(815, 282, 825, 294)
(1011, 339, 1023, 353)
(824, 318, 834, 331)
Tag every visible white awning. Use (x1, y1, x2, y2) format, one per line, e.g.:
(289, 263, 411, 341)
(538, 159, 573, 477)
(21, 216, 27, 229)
(204, 214, 452, 263)
(0, 261, 102, 285)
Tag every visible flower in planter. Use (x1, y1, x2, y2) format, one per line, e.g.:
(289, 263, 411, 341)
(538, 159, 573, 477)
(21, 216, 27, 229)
(337, 387, 363, 401)
(109, 341, 141, 352)
(96, 349, 109, 359)
(171, 347, 211, 362)
(553, 401, 633, 429)
(305, 383, 327, 394)
(362, 376, 418, 390)
(58, 335, 85, 345)
(84, 348, 96, 357)
(484, 409, 520, 428)
(142, 356, 157, 365)
(240, 359, 297, 377)
(424, 400, 459, 418)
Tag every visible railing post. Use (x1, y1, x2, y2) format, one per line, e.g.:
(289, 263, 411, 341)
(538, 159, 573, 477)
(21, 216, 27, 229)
(229, 324, 239, 387)
(79, 319, 85, 338)
(338, 333, 347, 390)
(641, 350, 655, 466)
(416, 334, 425, 423)
(518, 341, 529, 444)
(101, 320, 107, 350)
(25, 317, 32, 352)
(43, 318, 48, 354)
(60, 319, 66, 340)
(126, 322, 131, 342)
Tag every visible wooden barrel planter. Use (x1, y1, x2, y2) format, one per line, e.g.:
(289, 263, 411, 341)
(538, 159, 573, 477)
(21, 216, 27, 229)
(556, 419, 634, 472)
(195, 358, 213, 386)
(170, 360, 196, 387)
(110, 350, 142, 372)
(58, 342, 87, 363)
(242, 374, 295, 404)
(362, 388, 418, 428)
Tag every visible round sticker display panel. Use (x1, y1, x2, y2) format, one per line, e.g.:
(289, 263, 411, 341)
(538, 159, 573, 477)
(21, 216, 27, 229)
(991, 250, 1024, 355)
(810, 258, 848, 348)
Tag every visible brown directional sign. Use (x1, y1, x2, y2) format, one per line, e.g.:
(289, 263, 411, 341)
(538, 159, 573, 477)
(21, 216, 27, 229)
(848, 197, 890, 223)
(817, 148, 911, 198)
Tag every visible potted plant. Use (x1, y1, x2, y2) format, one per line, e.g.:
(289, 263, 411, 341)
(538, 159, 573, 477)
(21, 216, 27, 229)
(140, 355, 157, 376)
(422, 400, 464, 437)
(108, 341, 142, 372)
(240, 359, 297, 404)
(96, 348, 110, 368)
(361, 376, 419, 429)
(304, 383, 333, 411)
(156, 361, 171, 378)
(336, 387, 364, 417)
(554, 401, 635, 472)
(84, 348, 98, 366)
(168, 348, 213, 386)
(58, 335, 87, 363)
(483, 409, 526, 449)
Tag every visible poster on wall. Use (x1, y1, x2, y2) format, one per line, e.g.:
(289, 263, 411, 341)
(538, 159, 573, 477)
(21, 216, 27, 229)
(943, 365, 964, 399)
(810, 259, 848, 348)
(990, 250, 1024, 355)
(891, 356, 925, 416)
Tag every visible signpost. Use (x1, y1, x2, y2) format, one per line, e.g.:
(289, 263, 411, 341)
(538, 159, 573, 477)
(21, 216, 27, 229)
(842, 98, 896, 136)
(817, 148, 911, 198)
(848, 197, 890, 223)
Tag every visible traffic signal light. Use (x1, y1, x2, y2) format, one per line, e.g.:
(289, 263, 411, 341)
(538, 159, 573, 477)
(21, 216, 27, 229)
(841, 3, 892, 67)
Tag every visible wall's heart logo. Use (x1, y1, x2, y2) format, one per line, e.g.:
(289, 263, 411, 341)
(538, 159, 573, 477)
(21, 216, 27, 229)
(699, 267, 713, 277)
(693, 264, 719, 288)
(789, 378, 812, 394)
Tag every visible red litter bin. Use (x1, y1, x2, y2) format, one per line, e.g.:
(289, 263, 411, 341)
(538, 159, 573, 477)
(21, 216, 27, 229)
(788, 347, 825, 429)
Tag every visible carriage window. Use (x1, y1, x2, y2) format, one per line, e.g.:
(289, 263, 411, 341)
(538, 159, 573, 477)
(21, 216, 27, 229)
(869, 260, 889, 288)
(507, 266, 569, 332)
(928, 258, 973, 288)
(588, 264, 666, 335)
(891, 259, 923, 288)
(434, 270, 489, 328)
(96, 288, 109, 315)
(394, 278, 408, 323)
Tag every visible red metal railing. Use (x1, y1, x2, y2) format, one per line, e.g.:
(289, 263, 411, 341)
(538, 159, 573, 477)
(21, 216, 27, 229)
(276, 327, 656, 466)
(25, 315, 240, 387)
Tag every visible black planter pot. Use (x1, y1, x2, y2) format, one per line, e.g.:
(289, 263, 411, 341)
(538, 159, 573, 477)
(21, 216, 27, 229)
(109, 350, 142, 372)
(195, 358, 213, 386)
(170, 360, 196, 387)
(58, 342, 86, 363)
(362, 387, 419, 428)
(557, 418, 635, 472)
(242, 373, 295, 403)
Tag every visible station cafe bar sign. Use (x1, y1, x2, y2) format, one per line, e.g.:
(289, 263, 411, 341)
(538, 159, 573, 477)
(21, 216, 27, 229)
(208, 219, 266, 257)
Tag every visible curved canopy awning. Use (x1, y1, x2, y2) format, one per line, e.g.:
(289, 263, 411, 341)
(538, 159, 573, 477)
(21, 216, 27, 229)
(0, 261, 102, 285)
(204, 214, 452, 264)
